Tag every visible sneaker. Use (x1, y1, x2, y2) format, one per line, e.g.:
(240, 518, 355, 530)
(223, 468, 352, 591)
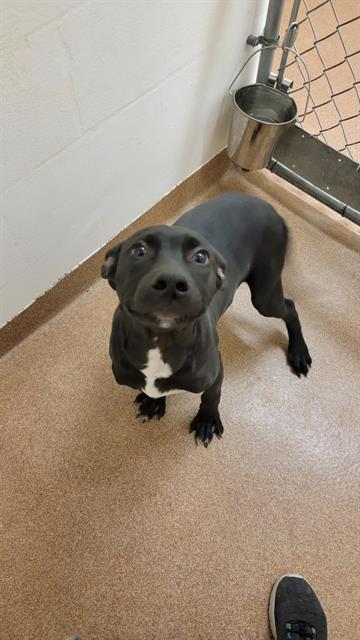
(269, 574, 327, 639)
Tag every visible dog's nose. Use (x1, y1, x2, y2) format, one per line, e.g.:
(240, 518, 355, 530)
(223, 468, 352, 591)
(152, 273, 189, 295)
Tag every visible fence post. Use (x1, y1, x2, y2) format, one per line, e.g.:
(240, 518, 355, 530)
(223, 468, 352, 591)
(256, 0, 285, 84)
(276, 0, 301, 89)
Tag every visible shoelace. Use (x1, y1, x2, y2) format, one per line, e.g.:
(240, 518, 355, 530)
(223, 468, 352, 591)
(285, 620, 316, 639)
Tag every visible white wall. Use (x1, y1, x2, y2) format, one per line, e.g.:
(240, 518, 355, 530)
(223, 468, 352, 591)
(1, 0, 267, 327)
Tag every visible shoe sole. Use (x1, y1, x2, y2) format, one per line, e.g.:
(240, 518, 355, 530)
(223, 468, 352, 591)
(269, 573, 310, 640)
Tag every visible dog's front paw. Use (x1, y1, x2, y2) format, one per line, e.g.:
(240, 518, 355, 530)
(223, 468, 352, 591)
(288, 340, 312, 377)
(190, 411, 224, 448)
(135, 392, 166, 422)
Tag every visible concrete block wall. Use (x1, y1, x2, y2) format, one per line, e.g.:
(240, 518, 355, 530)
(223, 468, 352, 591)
(1, 0, 267, 327)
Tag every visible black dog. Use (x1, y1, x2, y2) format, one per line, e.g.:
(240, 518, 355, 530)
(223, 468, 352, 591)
(102, 192, 311, 447)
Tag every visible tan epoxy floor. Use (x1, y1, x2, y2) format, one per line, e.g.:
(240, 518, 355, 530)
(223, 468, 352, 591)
(1, 164, 360, 640)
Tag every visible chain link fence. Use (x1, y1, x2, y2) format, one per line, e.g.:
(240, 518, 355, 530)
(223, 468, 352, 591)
(275, 0, 359, 163)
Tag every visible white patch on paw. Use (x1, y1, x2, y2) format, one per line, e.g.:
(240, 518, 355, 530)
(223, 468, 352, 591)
(141, 347, 181, 398)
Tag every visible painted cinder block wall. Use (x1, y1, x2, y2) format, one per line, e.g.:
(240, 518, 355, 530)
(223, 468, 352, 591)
(1, 0, 268, 327)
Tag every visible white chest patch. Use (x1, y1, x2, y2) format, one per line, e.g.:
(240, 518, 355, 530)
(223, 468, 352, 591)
(141, 347, 180, 398)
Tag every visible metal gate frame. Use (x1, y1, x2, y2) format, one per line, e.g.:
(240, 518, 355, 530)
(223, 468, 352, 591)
(248, 0, 360, 225)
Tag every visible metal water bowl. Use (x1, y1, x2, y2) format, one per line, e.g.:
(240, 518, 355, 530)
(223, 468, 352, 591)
(227, 83, 297, 171)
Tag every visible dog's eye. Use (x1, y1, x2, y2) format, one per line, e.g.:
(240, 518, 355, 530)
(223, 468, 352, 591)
(192, 250, 209, 265)
(131, 243, 147, 258)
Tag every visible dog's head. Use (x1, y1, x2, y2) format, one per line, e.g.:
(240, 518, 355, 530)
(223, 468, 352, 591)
(101, 225, 226, 330)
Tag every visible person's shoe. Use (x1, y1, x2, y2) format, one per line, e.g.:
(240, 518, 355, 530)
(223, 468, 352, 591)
(269, 574, 327, 639)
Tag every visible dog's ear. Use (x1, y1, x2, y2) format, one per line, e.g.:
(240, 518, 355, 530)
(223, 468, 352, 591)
(214, 250, 226, 289)
(101, 242, 122, 290)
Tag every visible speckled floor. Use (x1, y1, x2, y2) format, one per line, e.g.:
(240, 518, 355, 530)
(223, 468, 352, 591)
(1, 157, 359, 640)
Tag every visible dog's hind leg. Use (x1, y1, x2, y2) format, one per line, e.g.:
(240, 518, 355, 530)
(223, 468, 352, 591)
(248, 274, 312, 377)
